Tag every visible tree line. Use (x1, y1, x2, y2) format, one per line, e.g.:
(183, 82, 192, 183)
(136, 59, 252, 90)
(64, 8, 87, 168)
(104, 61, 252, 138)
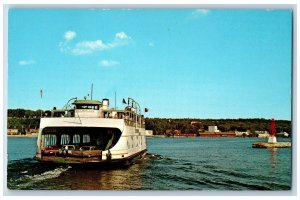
(7, 109, 43, 132)
(145, 118, 291, 136)
(7, 109, 291, 135)
(8, 108, 44, 119)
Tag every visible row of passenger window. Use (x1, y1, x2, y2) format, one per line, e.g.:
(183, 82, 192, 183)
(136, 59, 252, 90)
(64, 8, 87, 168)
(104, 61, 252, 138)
(42, 134, 91, 146)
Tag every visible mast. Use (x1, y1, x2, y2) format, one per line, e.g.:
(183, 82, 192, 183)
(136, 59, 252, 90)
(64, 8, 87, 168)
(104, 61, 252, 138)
(40, 89, 43, 118)
(115, 91, 117, 110)
(91, 83, 93, 100)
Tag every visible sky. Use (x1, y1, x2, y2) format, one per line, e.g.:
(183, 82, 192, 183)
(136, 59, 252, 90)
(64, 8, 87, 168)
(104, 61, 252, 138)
(7, 8, 292, 120)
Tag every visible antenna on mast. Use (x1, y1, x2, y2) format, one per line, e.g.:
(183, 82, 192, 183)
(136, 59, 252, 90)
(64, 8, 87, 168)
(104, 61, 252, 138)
(91, 83, 93, 100)
(115, 91, 117, 110)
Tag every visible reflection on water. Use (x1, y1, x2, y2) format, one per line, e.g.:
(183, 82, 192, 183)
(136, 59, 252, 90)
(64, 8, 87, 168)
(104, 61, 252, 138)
(57, 164, 144, 190)
(269, 148, 278, 173)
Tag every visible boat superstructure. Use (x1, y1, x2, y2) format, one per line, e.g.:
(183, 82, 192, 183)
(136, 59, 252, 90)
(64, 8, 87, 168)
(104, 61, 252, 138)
(34, 97, 147, 165)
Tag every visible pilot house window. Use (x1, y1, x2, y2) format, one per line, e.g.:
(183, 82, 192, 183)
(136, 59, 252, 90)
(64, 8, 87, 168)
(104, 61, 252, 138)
(76, 105, 99, 110)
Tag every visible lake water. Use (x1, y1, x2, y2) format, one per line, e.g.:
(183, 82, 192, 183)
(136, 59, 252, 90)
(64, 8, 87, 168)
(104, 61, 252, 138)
(6, 137, 292, 191)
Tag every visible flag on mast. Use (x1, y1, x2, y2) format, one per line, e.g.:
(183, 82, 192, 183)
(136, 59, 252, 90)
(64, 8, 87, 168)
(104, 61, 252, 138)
(40, 89, 43, 117)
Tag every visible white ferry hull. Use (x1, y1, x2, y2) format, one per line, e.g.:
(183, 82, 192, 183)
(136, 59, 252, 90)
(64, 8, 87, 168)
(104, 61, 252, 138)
(34, 117, 147, 165)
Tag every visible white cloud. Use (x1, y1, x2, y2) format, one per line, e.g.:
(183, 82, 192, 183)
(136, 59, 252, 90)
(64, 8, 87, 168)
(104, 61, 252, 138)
(60, 31, 132, 56)
(195, 9, 210, 16)
(108, 32, 132, 48)
(64, 31, 76, 41)
(18, 60, 36, 66)
(115, 32, 129, 40)
(71, 40, 109, 55)
(99, 60, 119, 67)
(188, 9, 210, 20)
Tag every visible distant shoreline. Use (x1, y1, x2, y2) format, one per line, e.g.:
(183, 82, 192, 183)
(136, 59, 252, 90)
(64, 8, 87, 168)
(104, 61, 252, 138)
(7, 135, 37, 138)
(147, 135, 196, 138)
(8, 135, 183, 138)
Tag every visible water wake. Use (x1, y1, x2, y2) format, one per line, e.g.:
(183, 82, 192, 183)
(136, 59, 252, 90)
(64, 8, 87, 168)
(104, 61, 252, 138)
(145, 153, 164, 159)
(8, 167, 69, 190)
(7, 159, 70, 190)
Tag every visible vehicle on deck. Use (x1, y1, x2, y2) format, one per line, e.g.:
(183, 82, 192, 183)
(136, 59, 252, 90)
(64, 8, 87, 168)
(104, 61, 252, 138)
(59, 145, 76, 155)
(72, 146, 102, 158)
(42, 146, 60, 155)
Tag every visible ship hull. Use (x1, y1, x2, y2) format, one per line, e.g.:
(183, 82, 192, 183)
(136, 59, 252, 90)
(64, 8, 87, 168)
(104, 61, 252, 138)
(34, 117, 147, 166)
(34, 149, 147, 166)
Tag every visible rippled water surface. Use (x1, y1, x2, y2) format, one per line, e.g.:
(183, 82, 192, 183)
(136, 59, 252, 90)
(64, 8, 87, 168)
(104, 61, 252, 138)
(7, 137, 292, 190)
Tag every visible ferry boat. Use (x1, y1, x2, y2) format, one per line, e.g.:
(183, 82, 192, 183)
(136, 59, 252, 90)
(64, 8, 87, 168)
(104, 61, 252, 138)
(34, 97, 148, 165)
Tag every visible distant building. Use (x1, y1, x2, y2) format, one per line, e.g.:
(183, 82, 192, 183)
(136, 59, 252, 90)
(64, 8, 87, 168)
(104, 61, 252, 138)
(199, 132, 235, 137)
(145, 130, 153, 137)
(254, 130, 269, 138)
(255, 130, 268, 135)
(165, 129, 182, 136)
(173, 130, 182, 136)
(190, 121, 200, 125)
(208, 126, 220, 133)
(182, 133, 197, 137)
(258, 133, 270, 138)
(235, 131, 250, 137)
(25, 128, 39, 135)
(8, 129, 19, 135)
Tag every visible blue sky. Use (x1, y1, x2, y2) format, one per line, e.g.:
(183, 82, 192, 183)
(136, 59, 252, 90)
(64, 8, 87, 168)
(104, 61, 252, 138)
(8, 9, 292, 120)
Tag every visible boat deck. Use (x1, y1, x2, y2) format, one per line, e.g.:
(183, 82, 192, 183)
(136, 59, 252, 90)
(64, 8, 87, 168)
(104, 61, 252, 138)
(34, 149, 147, 165)
(34, 155, 105, 164)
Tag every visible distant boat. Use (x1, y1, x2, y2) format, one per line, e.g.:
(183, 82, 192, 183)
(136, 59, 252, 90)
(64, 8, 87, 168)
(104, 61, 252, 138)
(34, 97, 148, 166)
